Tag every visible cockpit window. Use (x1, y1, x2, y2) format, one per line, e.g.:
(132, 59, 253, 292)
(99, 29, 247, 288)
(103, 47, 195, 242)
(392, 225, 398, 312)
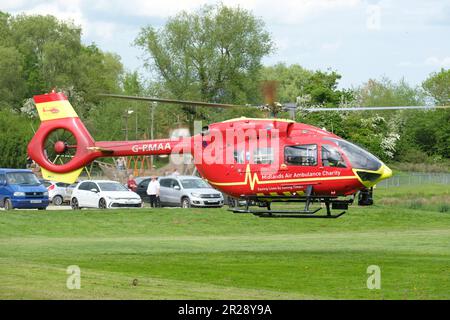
(324, 138, 382, 171)
(322, 145, 346, 168)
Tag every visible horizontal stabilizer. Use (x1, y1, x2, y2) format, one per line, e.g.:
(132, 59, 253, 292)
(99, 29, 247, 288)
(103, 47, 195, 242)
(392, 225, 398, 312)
(87, 147, 115, 154)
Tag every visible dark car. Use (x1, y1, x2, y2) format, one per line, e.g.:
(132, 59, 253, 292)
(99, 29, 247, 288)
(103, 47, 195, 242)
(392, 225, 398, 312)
(135, 177, 156, 203)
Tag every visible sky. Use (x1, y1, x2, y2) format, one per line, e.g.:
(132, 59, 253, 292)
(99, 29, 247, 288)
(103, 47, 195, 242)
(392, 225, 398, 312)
(2, 0, 450, 88)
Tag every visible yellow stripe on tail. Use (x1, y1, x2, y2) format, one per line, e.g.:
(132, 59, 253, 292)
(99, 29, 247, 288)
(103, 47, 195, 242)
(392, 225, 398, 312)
(41, 168, 83, 184)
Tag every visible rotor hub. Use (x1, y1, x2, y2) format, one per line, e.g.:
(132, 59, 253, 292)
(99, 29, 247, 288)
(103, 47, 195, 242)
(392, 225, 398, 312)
(54, 141, 66, 154)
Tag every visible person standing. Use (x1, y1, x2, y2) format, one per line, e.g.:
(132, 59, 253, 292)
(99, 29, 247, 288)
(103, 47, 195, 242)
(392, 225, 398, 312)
(127, 174, 137, 192)
(146, 176, 160, 208)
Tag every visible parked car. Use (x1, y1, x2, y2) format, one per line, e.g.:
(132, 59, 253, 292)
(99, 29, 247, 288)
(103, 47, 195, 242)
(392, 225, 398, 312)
(40, 180, 72, 206)
(0, 169, 49, 210)
(65, 183, 77, 202)
(70, 180, 142, 209)
(158, 175, 224, 208)
(135, 176, 152, 186)
(135, 177, 159, 203)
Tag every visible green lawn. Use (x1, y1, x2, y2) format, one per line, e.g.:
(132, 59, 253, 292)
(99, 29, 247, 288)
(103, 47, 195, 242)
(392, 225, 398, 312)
(0, 184, 449, 299)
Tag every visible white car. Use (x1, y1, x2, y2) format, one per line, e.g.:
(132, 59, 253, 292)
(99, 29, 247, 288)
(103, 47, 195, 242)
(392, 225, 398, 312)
(70, 180, 142, 209)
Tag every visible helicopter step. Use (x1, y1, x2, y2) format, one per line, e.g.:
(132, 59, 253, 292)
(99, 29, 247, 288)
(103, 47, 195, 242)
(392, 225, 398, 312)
(228, 186, 350, 218)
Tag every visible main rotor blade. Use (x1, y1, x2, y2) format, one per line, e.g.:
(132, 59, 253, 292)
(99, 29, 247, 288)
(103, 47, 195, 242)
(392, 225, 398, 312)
(302, 105, 450, 112)
(99, 94, 247, 109)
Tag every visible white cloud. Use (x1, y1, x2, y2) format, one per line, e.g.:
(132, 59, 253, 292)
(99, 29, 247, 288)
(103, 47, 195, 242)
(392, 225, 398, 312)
(83, 0, 361, 23)
(7, 0, 87, 30)
(425, 56, 450, 68)
(3, 0, 450, 87)
(397, 61, 413, 67)
(321, 41, 342, 52)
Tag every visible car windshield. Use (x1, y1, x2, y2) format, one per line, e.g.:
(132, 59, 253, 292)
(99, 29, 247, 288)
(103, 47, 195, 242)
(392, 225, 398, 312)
(97, 182, 129, 192)
(324, 138, 382, 171)
(6, 172, 40, 185)
(180, 179, 209, 189)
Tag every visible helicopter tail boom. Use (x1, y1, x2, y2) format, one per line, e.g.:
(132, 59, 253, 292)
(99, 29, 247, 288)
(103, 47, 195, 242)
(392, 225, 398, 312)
(28, 92, 192, 183)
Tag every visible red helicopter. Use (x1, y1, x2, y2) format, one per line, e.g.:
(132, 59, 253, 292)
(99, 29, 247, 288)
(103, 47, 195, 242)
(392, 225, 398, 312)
(27, 91, 449, 218)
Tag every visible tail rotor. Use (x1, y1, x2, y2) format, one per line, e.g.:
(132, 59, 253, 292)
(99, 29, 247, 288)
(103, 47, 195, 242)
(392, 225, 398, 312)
(43, 128, 78, 165)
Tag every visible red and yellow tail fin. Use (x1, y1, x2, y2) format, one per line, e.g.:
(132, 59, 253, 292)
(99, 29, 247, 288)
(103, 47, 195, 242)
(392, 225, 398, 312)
(29, 92, 95, 184)
(34, 92, 79, 121)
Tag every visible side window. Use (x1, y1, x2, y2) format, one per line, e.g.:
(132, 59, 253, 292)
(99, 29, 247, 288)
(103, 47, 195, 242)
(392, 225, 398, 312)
(0, 174, 5, 184)
(140, 179, 151, 188)
(78, 182, 89, 190)
(90, 182, 100, 192)
(285, 145, 317, 166)
(171, 180, 180, 189)
(253, 148, 274, 164)
(233, 150, 248, 164)
(159, 179, 170, 188)
(56, 182, 69, 187)
(322, 145, 347, 168)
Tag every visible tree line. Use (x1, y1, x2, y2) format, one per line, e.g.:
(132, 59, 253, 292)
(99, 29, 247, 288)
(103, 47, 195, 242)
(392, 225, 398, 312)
(0, 4, 448, 170)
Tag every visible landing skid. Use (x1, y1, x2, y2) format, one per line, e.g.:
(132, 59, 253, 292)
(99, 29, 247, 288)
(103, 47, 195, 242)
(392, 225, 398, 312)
(230, 205, 346, 218)
(228, 186, 350, 218)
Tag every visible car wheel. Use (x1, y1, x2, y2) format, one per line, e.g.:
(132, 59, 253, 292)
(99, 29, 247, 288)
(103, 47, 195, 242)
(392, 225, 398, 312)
(4, 199, 13, 210)
(53, 195, 63, 206)
(71, 198, 80, 210)
(99, 198, 107, 209)
(181, 197, 191, 208)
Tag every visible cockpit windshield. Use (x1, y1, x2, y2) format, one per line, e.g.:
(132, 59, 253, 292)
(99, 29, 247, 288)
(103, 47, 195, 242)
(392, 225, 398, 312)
(324, 138, 382, 171)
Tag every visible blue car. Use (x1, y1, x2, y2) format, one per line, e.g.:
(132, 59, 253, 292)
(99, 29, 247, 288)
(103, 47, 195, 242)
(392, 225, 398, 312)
(0, 169, 49, 210)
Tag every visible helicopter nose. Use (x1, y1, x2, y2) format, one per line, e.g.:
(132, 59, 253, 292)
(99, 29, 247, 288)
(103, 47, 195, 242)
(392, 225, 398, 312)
(355, 163, 393, 188)
(379, 164, 393, 182)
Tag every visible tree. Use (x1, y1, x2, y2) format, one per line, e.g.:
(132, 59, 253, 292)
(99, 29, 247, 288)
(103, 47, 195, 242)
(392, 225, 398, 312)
(0, 12, 13, 47)
(123, 71, 143, 95)
(0, 109, 38, 168)
(291, 68, 354, 138)
(0, 11, 126, 168)
(135, 3, 274, 118)
(260, 63, 313, 102)
(423, 68, 450, 106)
(0, 46, 25, 109)
(358, 77, 424, 107)
(353, 77, 429, 161)
(9, 13, 82, 96)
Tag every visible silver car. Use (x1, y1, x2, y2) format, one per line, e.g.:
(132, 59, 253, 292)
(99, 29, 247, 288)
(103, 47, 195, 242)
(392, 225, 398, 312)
(159, 175, 224, 208)
(40, 180, 71, 206)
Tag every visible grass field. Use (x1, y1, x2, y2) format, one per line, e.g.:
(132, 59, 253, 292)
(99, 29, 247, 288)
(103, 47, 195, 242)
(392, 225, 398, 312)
(0, 184, 449, 299)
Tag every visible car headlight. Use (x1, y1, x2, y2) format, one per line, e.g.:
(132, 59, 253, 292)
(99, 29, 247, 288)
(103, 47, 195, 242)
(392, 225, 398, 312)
(43, 191, 48, 196)
(191, 192, 201, 197)
(13, 192, 25, 197)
